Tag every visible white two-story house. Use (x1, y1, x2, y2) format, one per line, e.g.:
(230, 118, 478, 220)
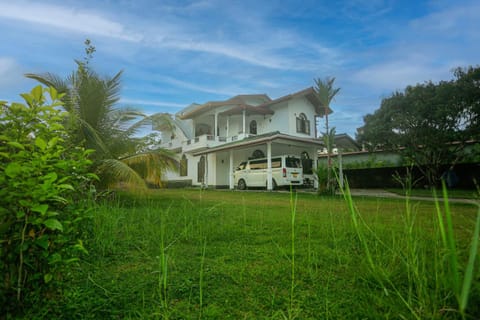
(154, 87, 331, 190)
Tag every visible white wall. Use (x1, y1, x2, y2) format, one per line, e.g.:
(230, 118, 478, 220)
(263, 102, 289, 133)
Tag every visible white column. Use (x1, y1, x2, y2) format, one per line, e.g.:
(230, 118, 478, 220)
(226, 116, 230, 139)
(204, 155, 208, 188)
(267, 142, 272, 190)
(242, 110, 246, 134)
(214, 112, 218, 138)
(313, 147, 319, 189)
(229, 150, 234, 189)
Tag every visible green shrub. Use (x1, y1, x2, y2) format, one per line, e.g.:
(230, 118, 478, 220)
(316, 164, 337, 195)
(0, 86, 97, 316)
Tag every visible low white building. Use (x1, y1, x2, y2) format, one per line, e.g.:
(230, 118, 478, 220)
(154, 87, 331, 190)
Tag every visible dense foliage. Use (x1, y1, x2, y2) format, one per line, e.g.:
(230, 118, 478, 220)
(0, 86, 96, 316)
(357, 66, 480, 186)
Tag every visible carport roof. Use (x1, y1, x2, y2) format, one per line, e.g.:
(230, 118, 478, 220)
(193, 131, 325, 156)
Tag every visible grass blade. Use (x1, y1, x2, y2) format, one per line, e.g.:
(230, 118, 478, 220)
(442, 183, 461, 299)
(459, 207, 480, 312)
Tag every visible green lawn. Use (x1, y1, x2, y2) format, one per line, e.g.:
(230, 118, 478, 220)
(40, 189, 479, 319)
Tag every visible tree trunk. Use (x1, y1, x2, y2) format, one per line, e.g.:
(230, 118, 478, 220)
(326, 108, 331, 192)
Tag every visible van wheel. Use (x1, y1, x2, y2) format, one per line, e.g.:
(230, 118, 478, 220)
(238, 179, 247, 190)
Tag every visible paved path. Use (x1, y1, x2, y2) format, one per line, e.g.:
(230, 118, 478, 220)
(346, 188, 479, 207)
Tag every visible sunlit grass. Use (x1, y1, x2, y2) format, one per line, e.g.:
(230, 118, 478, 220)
(51, 188, 480, 319)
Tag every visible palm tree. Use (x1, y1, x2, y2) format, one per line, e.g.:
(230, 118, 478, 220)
(26, 62, 178, 189)
(314, 77, 340, 192)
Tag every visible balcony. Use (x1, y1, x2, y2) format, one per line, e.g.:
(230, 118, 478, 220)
(228, 132, 255, 142)
(180, 133, 258, 152)
(182, 134, 227, 152)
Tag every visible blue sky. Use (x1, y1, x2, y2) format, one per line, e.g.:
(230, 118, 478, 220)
(1, 0, 479, 137)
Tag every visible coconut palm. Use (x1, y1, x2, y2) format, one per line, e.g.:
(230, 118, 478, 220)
(26, 62, 177, 189)
(314, 77, 340, 192)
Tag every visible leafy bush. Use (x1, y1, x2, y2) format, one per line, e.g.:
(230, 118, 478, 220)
(0, 86, 96, 316)
(316, 164, 337, 195)
(343, 158, 396, 169)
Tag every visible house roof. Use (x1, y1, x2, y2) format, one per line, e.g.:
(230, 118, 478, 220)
(193, 131, 324, 156)
(219, 104, 274, 116)
(176, 94, 271, 120)
(175, 87, 334, 120)
(256, 87, 333, 117)
(333, 133, 361, 151)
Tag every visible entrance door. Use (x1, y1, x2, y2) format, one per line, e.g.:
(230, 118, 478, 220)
(197, 156, 205, 183)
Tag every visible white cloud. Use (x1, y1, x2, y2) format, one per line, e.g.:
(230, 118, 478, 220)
(0, 1, 340, 71)
(120, 98, 186, 109)
(0, 2, 142, 41)
(410, 1, 480, 38)
(0, 57, 26, 93)
(155, 76, 242, 97)
(352, 61, 452, 92)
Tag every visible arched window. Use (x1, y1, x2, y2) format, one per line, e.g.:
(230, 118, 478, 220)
(252, 149, 265, 159)
(296, 113, 310, 135)
(249, 120, 257, 134)
(301, 151, 310, 159)
(180, 154, 188, 177)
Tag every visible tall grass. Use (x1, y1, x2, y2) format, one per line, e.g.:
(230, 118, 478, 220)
(339, 178, 480, 319)
(40, 188, 479, 319)
(199, 237, 207, 319)
(288, 189, 298, 319)
(434, 184, 480, 318)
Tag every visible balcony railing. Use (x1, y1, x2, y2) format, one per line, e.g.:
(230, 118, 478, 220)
(181, 133, 257, 152)
(159, 139, 182, 150)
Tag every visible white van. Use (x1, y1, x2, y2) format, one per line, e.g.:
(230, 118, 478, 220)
(234, 155, 303, 190)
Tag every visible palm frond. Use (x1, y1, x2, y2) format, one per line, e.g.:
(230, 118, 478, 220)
(25, 73, 69, 94)
(120, 149, 179, 187)
(97, 158, 147, 189)
(150, 113, 176, 132)
(314, 77, 341, 107)
(102, 70, 123, 109)
(76, 117, 111, 157)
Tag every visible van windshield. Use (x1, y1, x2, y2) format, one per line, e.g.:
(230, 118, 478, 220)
(236, 162, 246, 170)
(285, 157, 301, 168)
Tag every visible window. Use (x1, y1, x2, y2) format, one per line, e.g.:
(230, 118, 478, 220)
(249, 120, 257, 134)
(249, 159, 266, 170)
(271, 158, 281, 168)
(195, 123, 211, 136)
(285, 156, 301, 168)
(180, 154, 188, 176)
(236, 162, 247, 171)
(296, 113, 310, 135)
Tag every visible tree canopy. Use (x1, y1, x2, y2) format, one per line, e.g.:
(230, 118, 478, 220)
(357, 66, 480, 186)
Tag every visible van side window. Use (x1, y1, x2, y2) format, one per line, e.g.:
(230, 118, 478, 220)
(249, 159, 266, 170)
(271, 158, 281, 168)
